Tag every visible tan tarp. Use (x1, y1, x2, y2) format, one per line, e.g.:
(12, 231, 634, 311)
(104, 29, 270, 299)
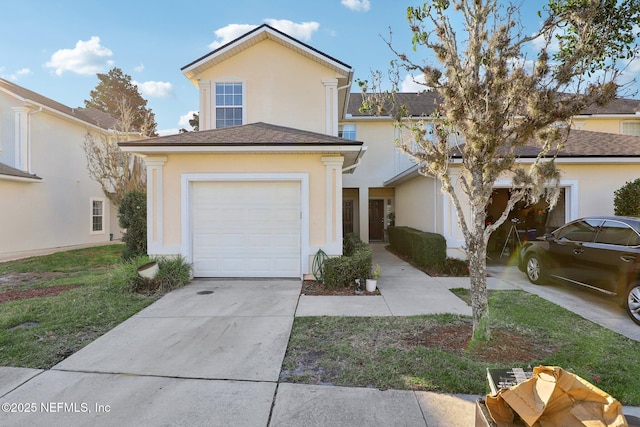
(485, 366, 628, 427)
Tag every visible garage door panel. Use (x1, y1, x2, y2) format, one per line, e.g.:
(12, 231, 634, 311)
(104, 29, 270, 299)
(191, 181, 301, 277)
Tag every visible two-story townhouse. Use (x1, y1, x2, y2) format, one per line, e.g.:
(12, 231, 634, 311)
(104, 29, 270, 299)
(344, 92, 640, 258)
(0, 78, 120, 261)
(120, 25, 365, 279)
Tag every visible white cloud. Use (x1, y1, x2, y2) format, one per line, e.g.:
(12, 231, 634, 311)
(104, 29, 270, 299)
(158, 128, 179, 137)
(179, 110, 198, 128)
(263, 19, 319, 41)
(3, 68, 33, 81)
(45, 36, 114, 76)
(209, 24, 258, 49)
(341, 0, 370, 12)
(134, 63, 144, 73)
(400, 74, 431, 92)
(208, 20, 320, 49)
(133, 80, 174, 98)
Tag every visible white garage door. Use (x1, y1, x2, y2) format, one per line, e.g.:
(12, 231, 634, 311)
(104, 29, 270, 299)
(191, 181, 301, 277)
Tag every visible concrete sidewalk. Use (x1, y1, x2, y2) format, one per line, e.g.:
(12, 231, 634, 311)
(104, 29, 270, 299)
(1, 244, 639, 426)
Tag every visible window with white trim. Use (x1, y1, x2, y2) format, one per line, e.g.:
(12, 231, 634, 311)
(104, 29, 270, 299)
(338, 124, 356, 140)
(622, 121, 640, 136)
(215, 82, 243, 128)
(91, 198, 105, 234)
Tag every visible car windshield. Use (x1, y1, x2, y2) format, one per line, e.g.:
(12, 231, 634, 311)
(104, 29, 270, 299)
(555, 219, 603, 242)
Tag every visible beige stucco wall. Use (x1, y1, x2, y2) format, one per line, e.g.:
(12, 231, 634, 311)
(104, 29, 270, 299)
(342, 120, 398, 188)
(151, 152, 343, 275)
(0, 104, 115, 258)
(194, 39, 346, 135)
(573, 117, 640, 134)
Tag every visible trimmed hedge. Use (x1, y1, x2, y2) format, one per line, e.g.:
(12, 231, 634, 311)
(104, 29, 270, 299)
(388, 226, 446, 268)
(323, 234, 372, 289)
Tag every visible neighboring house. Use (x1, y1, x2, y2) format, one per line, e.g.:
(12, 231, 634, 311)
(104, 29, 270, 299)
(121, 24, 640, 277)
(345, 91, 640, 257)
(0, 78, 120, 261)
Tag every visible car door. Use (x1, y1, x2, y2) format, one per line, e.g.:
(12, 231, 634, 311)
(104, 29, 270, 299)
(545, 218, 602, 284)
(580, 220, 640, 295)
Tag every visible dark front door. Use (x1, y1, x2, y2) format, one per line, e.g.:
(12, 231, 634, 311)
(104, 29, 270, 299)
(343, 200, 354, 236)
(369, 199, 385, 241)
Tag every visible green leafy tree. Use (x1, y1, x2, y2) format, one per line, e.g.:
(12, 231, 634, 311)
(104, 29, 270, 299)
(119, 190, 147, 260)
(614, 179, 640, 217)
(85, 67, 158, 137)
(361, 0, 640, 340)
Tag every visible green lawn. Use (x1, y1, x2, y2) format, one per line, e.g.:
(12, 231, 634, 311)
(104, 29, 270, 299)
(0, 245, 159, 368)
(281, 290, 640, 405)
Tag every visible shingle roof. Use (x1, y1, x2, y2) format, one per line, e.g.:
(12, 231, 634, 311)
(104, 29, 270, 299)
(346, 92, 640, 117)
(457, 129, 640, 158)
(518, 129, 640, 157)
(0, 162, 42, 181)
(119, 122, 363, 146)
(0, 78, 116, 129)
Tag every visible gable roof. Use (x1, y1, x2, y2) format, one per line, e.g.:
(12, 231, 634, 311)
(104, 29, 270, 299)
(346, 92, 640, 118)
(0, 78, 117, 129)
(182, 24, 352, 81)
(119, 122, 365, 170)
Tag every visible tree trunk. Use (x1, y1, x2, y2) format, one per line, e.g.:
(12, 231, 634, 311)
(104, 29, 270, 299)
(468, 230, 490, 341)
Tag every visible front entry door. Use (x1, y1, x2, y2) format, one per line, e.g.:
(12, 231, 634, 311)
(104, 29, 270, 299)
(369, 199, 385, 241)
(343, 199, 354, 235)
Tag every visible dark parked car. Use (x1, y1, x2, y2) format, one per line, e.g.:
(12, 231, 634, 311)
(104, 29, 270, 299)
(518, 216, 640, 325)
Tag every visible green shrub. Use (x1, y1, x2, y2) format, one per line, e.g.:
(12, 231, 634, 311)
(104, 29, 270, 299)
(614, 178, 640, 217)
(119, 190, 147, 260)
(324, 235, 372, 289)
(111, 255, 192, 295)
(388, 226, 446, 268)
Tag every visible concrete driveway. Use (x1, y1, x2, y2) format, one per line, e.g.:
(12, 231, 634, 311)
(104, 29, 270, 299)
(1, 279, 301, 427)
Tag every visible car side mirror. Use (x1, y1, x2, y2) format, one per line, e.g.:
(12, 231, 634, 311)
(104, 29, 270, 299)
(544, 233, 554, 241)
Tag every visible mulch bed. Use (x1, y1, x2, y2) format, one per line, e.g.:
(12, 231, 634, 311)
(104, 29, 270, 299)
(0, 284, 80, 304)
(301, 280, 380, 296)
(0, 272, 79, 304)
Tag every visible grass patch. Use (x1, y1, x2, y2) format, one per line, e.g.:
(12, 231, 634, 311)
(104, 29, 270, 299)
(0, 244, 162, 368)
(281, 290, 640, 405)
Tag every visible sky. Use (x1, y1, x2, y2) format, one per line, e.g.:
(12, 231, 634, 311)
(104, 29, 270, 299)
(2, 1, 639, 136)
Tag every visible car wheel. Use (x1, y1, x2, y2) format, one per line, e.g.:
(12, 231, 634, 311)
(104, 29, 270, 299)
(625, 283, 640, 326)
(525, 254, 544, 285)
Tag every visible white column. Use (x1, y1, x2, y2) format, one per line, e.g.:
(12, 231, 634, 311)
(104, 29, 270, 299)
(322, 156, 344, 254)
(144, 157, 167, 253)
(11, 106, 30, 172)
(198, 80, 213, 131)
(322, 79, 339, 136)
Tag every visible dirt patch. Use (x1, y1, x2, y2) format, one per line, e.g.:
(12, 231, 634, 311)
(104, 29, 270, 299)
(0, 272, 67, 288)
(0, 285, 80, 304)
(301, 280, 380, 296)
(405, 322, 557, 364)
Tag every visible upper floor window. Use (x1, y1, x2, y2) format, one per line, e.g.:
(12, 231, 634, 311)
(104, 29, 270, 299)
(338, 124, 356, 140)
(622, 121, 640, 136)
(215, 82, 243, 128)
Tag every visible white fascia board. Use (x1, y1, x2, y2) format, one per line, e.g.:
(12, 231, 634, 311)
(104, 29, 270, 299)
(119, 144, 363, 155)
(183, 26, 352, 78)
(0, 174, 43, 183)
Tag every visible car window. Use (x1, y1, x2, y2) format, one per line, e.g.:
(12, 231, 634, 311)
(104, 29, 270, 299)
(595, 220, 640, 246)
(555, 219, 602, 242)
